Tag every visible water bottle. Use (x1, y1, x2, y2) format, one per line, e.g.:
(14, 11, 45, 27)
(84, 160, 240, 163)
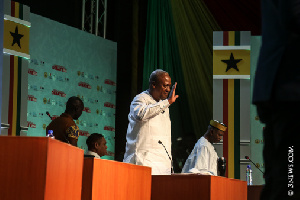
(47, 130, 55, 139)
(246, 165, 253, 185)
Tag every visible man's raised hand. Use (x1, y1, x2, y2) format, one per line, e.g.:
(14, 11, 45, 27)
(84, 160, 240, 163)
(168, 82, 179, 104)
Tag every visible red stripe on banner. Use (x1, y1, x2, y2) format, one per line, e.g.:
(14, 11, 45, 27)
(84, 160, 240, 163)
(223, 31, 228, 46)
(8, 56, 14, 136)
(223, 79, 229, 177)
(11, 1, 15, 17)
(16, 57, 22, 136)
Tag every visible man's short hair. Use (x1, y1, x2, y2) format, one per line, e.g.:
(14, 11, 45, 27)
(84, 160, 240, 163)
(66, 96, 83, 112)
(86, 133, 104, 150)
(149, 69, 168, 85)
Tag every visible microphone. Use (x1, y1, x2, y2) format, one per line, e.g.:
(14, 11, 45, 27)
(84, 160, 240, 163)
(245, 156, 264, 175)
(46, 111, 53, 120)
(158, 140, 174, 174)
(218, 157, 226, 176)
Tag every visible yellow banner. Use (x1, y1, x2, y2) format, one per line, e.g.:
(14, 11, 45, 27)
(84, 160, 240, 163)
(213, 50, 250, 76)
(3, 19, 30, 55)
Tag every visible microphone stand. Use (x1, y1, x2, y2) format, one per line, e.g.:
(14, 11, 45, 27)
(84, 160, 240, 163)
(158, 140, 174, 174)
(245, 156, 264, 175)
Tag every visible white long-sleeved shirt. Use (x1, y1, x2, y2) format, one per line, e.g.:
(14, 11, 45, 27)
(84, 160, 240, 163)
(123, 90, 172, 175)
(181, 136, 218, 175)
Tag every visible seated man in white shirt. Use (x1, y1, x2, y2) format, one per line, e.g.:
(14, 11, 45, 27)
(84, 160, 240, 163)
(181, 120, 227, 176)
(85, 133, 108, 158)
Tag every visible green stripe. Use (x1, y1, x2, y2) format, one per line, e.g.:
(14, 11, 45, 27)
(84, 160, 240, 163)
(19, 3, 23, 20)
(16, 56, 22, 136)
(235, 31, 240, 46)
(234, 79, 240, 179)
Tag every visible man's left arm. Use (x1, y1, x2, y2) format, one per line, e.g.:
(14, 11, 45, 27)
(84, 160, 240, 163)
(66, 125, 79, 147)
(168, 82, 179, 105)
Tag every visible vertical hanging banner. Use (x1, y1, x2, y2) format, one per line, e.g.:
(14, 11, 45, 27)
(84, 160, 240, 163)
(0, 0, 4, 135)
(3, 0, 30, 58)
(1, 0, 30, 136)
(213, 31, 251, 179)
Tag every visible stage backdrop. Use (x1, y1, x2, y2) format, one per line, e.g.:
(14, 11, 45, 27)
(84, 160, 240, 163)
(27, 14, 117, 159)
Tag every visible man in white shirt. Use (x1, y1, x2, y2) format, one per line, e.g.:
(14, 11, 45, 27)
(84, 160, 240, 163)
(85, 133, 108, 158)
(123, 69, 179, 175)
(181, 120, 227, 175)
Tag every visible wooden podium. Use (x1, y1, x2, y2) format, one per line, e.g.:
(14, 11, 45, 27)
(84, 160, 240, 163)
(0, 136, 84, 200)
(248, 185, 263, 200)
(81, 158, 152, 200)
(151, 174, 247, 200)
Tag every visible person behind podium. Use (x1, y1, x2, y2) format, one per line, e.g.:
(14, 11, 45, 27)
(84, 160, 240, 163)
(85, 133, 108, 158)
(123, 69, 179, 175)
(46, 96, 84, 147)
(181, 120, 227, 176)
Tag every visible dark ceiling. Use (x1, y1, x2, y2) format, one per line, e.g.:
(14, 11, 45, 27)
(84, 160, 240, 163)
(16, 0, 118, 42)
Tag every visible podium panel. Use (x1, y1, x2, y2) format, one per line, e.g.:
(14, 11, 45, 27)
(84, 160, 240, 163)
(248, 185, 263, 200)
(0, 136, 84, 200)
(151, 174, 247, 200)
(81, 158, 152, 200)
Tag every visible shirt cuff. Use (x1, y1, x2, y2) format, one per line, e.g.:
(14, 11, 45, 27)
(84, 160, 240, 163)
(160, 99, 170, 110)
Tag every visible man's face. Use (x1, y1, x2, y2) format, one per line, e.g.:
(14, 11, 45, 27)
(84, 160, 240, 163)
(95, 137, 108, 157)
(73, 102, 84, 120)
(211, 128, 224, 143)
(153, 74, 172, 101)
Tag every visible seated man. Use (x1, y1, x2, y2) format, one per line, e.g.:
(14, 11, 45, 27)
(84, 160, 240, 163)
(85, 133, 108, 158)
(181, 120, 227, 176)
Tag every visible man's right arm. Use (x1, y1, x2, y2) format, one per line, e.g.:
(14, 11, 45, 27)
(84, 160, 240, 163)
(130, 96, 170, 121)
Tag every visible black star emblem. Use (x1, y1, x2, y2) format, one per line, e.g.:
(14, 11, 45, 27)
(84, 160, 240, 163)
(10, 26, 24, 48)
(221, 53, 242, 72)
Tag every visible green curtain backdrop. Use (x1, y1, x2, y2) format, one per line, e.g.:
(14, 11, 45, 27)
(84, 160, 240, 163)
(143, 0, 182, 89)
(143, 0, 195, 171)
(143, 0, 193, 138)
(170, 0, 221, 138)
(143, 0, 221, 171)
